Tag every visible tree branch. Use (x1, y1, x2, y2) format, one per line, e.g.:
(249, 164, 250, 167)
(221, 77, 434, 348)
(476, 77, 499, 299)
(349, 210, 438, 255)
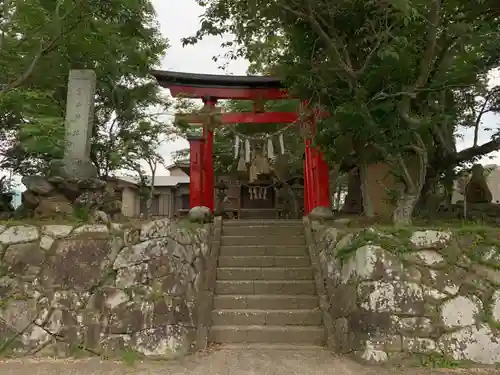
(455, 138, 500, 164)
(399, 0, 442, 127)
(413, 1, 442, 91)
(275, 1, 355, 78)
(355, 17, 392, 76)
(1, 2, 90, 93)
(432, 124, 454, 154)
(2, 38, 59, 92)
(412, 133, 428, 191)
(473, 87, 499, 146)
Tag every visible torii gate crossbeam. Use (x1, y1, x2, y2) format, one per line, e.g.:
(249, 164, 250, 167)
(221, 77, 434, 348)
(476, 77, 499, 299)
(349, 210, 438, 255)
(151, 70, 331, 215)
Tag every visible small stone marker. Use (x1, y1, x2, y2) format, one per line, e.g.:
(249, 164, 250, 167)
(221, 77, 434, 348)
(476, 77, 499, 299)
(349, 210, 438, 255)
(63, 69, 97, 178)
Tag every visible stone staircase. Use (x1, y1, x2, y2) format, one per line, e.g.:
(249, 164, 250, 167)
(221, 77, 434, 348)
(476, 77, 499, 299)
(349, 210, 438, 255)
(209, 219, 325, 347)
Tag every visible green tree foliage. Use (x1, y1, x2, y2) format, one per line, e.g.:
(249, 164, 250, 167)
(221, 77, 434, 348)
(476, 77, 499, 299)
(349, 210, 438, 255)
(185, 0, 500, 223)
(0, 0, 169, 177)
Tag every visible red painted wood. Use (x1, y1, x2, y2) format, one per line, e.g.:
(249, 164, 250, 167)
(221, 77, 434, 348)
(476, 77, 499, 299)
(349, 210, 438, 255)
(184, 95, 330, 215)
(301, 99, 331, 212)
(316, 151, 331, 208)
(168, 85, 293, 100)
(202, 99, 216, 211)
(226, 110, 326, 123)
(188, 137, 204, 208)
(303, 141, 313, 215)
(178, 111, 300, 125)
(311, 147, 320, 210)
(177, 110, 327, 127)
(302, 100, 314, 214)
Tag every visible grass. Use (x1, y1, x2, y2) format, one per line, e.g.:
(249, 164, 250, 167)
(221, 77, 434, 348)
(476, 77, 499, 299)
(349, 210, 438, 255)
(120, 348, 143, 366)
(334, 227, 416, 262)
(0, 215, 204, 230)
(329, 213, 499, 230)
(330, 216, 500, 267)
(417, 353, 462, 368)
(0, 217, 87, 225)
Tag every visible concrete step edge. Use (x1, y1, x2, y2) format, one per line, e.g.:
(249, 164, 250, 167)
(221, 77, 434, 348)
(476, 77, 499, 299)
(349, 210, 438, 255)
(209, 326, 325, 344)
(222, 235, 304, 238)
(215, 280, 316, 284)
(216, 267, 313, 271)
(223, 224, 304, 228)
(213, 308, 320, 313)
(216, 268, 314, 280)
(215, 294, 318, 300)
(210, 325, 324, 331)
(218, 255, 311, 263)
(220, 245, 306, 248)
(218, 255, 310, 258)
(215, 280, 317, 295)
(223, 221, 302, 225)
(212, 295, 319, 309)
(215, 343, 326, 350)
(218, 255, 310, 262)
(218, 260, 311, 268)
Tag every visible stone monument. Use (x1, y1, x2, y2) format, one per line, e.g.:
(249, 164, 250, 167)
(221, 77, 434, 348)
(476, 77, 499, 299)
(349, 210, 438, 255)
(62, 69, 98, 178)
(17, 70, 122, 220)
(465, 164, 493, 204)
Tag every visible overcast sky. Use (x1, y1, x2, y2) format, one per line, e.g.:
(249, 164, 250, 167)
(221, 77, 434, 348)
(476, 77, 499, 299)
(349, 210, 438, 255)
(152, 0, 247, 174)
(153, 0, 500, 175)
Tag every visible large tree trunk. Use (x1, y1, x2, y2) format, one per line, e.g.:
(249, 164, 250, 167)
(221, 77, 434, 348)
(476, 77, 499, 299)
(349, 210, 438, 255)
(335, 186, 342, 210)
(145, 189, 153, 220)
(146, 165, 157, 219)
(329, 165, 340, 209)
(442, 167, 455, 208)
(392, 193, 420, 225)
(392, 149, 427, 225)
(415, 169, 438, 214)
(341, 167, 363, 214)
(359, 162, 374, 217)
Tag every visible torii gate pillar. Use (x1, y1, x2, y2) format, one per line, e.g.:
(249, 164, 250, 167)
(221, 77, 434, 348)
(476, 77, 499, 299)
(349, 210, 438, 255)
(302, 102, 330, 214)
(152, 70, 333, 217)
(202, 97, 215, 211)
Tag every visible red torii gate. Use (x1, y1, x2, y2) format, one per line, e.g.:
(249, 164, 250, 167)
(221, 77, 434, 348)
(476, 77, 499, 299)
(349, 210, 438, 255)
(151, 70, 331, 215)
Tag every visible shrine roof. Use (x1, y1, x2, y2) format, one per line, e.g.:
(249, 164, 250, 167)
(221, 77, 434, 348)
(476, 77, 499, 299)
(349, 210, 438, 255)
(151, 70, 284, 90)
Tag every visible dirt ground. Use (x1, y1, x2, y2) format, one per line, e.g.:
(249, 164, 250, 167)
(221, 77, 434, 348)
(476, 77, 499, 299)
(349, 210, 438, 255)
(0, 347, 497, 375)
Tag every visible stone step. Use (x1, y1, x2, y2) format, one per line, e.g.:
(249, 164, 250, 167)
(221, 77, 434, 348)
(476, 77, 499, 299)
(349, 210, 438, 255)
(218, 256, 310, 268)
(219, 245, 307, 257)
(222, 235, 305, 247)
(239, 209, 280, 219)
(218, 343, 326, 350)
(223, 219, 302, 227)
(213, 295, 319, 310)
(209, 325, 325, 345)
(216, 267, 313, 281)
(212, 309, 323, 326)
(223, 225, 304, 237)
(215, 280, 316, 295)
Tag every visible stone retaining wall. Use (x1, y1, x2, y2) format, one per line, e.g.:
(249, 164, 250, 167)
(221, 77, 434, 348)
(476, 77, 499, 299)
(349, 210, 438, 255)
(0, 218, 216, 359)
(305, 218, 500, 366)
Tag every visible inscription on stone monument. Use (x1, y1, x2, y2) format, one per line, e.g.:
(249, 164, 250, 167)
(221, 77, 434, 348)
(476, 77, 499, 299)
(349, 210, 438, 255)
(63, 69, 97, 178)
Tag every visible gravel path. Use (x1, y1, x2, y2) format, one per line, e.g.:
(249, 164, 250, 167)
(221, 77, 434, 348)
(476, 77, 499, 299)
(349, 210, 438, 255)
(0, 347, 497, 375)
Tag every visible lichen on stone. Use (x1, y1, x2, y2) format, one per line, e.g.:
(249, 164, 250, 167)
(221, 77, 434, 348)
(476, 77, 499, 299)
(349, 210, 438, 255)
(0, 218, 210, 359)
(310, 222, 500, 366)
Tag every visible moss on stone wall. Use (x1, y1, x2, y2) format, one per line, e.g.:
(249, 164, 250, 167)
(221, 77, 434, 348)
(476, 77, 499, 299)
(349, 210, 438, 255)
(0, 218, 211, 360)
(309, 220, 500, 367)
